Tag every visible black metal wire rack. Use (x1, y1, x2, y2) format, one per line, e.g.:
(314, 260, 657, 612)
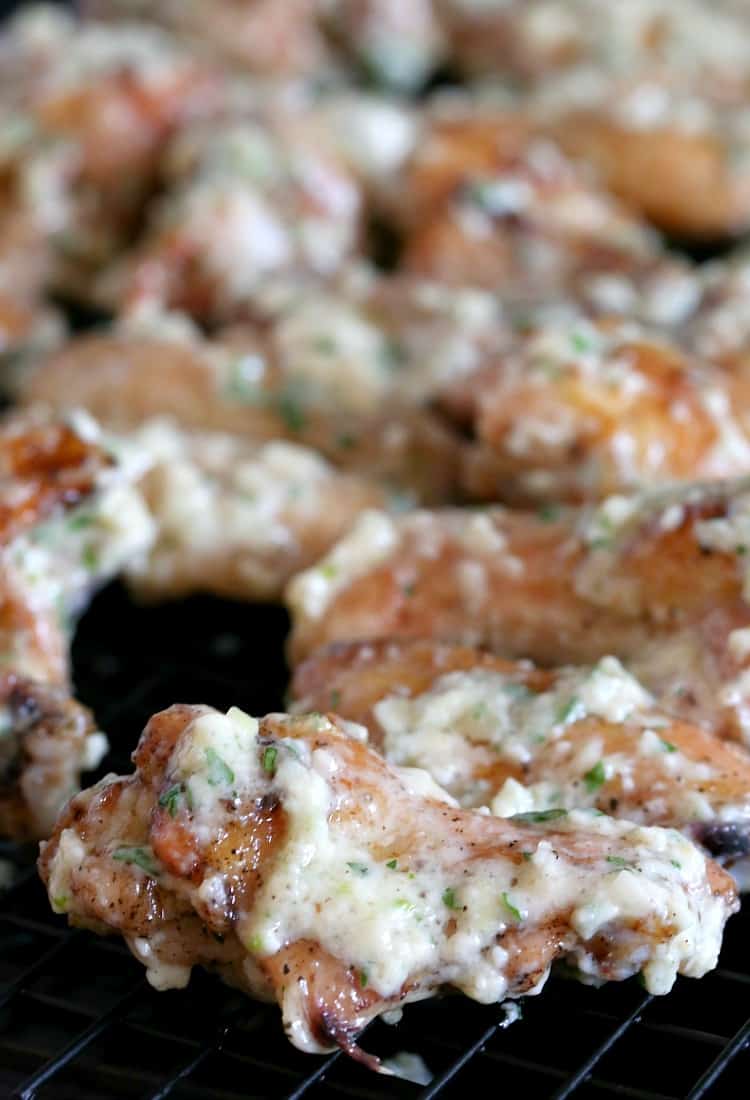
(0, 583, 747, 1100)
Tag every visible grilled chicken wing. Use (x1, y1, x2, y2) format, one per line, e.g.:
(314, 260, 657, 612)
(292, 639, 750, 880)
(124, 419, 386, 602)
(285, 481, 750, 748)
(94, 107, 365, 322)
(459, 317, 750, 504)
(539, 70, 750, 240)
(437, 0, 750, 101)
(400, 124, 661, 299)
(0, 6, 222, 296)
(0, 409, 154, 684)
(39, 704, 737, 1061)
(84, 0, 332, 79)
(0, 673, 105, 840)
(18, 299, 467, 502)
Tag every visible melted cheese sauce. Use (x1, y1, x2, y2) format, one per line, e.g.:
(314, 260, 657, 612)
(287, 509, 399, 620)
(43, 706, 734, 1052)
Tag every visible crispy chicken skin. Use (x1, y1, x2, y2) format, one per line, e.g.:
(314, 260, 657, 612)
(124, 419, 386, 602)
(19, 306, 466, 503)
(292, 640, 750, 878)
(39, 704, 737, 1061)
(0, 409, 154, 684)
(0, 673, 104, 841)
(458, 317, 750, 505)
(285, 481, 750, 747)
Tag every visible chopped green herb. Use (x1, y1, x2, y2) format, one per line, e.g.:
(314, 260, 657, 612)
(205, 747, 235, 787)
(512, 808, 568, 825)
(52, 895, 68, 912)
(670, 859, 682, 869)
(401, 582, 416, 597)
(570, 331, 592, 354)
(442, 887, 460, 910)
(346, 861, 369, 876)
(584, 760, 606, 792)
(502, 892, 522, 922)
(319, 562, 337, 579)
(262, 746, 278, 776)
(359, 968, 369, 989)
(737, 545, 747, 555)
(248, 934, 264, 952)
(556, 696, 581, 724)
(82, 544, 99, 572)
(660, 738, 678, 753)
(112, 846, 159, 876)
(158, 784, 188, 818)
(537, 503, 561, 523)
(606, 855, 636, 872)
(68, 512, 95, 531)
(386, 859, 398, 870)
(275, 390, 306, 433)
(521, 851, 533, 862)
(313, 336, 336, 355)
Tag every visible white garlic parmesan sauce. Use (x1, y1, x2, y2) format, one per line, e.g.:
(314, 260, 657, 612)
(287, 510, 399, 620)
(43, 707, 734, 1052)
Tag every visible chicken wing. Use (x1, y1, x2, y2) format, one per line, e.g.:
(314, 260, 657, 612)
(459, 317, 750, 504)
(124, 418, 386, 602)
(39, 704, 737, 1062)
(0, 6, 222, 297)
(285, 481, 750, 748)
(18, 298, 468, 502)
(84, 0, 333, 79)
(94, 106, 365, 322)
(0, 673, 105, 841)
(0, 408, 155, 684)
(539, 70, 750, 240)
(292, 639, 750, 880)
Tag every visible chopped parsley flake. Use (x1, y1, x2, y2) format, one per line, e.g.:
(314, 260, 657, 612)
(158, 783, 191, 818)
(584, 760, 606, 792)
(537, 504, 561, 523)
(359, 968, 369, 989)
(670, 859, 682, 869)
(660, 739, 678, 753)
(512, 808, 568, 825)
(112, 846, 159, 876)
(346, 861, 369, 876)
(82, 544, 99, 572)
(521, 851, 533, 862)
(205, 748, 235, 787)
(386, 859, 398, 870)
(262, 746, 278, 775)
(570, 331, 592, 354)
(502, 892, 522, 922)
(556, 696, 581, 724)
(442, 887, 460, 910)
(68, 512, 95, 531)
(606, 855, 637, 872)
